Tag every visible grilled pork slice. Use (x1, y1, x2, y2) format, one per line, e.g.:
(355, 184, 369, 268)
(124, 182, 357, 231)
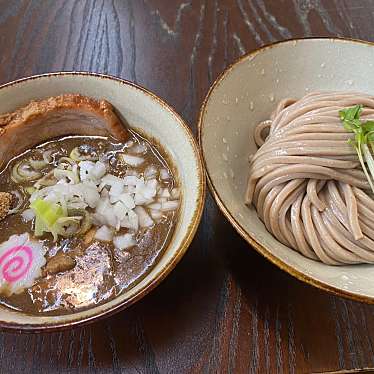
(0, 94, 129, 166)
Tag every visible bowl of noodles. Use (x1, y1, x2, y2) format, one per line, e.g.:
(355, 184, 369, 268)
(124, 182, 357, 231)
(199, 38, 374, 303)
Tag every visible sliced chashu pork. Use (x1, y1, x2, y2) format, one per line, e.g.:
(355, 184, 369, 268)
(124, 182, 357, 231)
(0, 94, 129, 167)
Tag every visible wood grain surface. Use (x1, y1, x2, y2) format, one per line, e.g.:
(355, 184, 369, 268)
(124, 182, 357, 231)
(0, 0, 374, 373)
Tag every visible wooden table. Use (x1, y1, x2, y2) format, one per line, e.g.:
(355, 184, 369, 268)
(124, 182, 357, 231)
(1, 1, 374, 373)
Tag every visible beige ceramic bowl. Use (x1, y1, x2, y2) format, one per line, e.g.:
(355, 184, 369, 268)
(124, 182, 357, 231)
(0, 72, 205, 331)
(199, 38, 374, 303)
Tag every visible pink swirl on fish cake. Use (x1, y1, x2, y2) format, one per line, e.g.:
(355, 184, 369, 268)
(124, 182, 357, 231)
(0, 246, 33, 283)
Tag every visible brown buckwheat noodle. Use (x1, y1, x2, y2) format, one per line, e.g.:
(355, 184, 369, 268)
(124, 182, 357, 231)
(246, 91, 374, 265)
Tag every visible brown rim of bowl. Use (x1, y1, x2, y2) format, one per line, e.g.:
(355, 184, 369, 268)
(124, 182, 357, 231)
(198, 36, 374, 305)
(0, 72, 206, 332)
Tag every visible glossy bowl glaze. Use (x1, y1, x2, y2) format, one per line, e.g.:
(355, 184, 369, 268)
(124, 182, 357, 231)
(199, 38, 374, 303)
(0, 72, 205, 331)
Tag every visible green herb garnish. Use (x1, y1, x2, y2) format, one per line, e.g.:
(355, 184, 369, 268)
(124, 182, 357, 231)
(30, 198, 65, 241)
(340, 104, 374, 193)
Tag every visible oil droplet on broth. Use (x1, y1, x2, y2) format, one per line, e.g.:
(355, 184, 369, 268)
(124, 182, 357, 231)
(222, 137, 227, 144)
(260, 68, 265, 75)
(223, 172, 228, 179)
(222, 153, 228, 161)
(226, 115, 231, 121)
(249, 101, 254, 111)
(269, 94, 275, 102)
(235, 97, 239, 104)
(320, 62, 326, 68)
(226, 145, 230, 152)
(229, 169, 234, 179)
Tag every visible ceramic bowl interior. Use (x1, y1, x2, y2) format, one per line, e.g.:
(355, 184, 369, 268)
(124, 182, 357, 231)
(199, 38, 374, 302)
(0, 72, 205, 330)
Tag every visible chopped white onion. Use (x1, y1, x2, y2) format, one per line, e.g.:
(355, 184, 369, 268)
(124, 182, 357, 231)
(25, 141, 179, 244)
(101, 187, 109, 197)
(99, 174, 123, 191)
(147, 202, 161, 210)
(130, 143, 147, 154)
(91, 212, 104, 226)
(67, 200, 87, 210)
(91, 161, 107, 179)
(149, 209, 163, 220)
(113, 233, 136, 250)
(80, 182, 101, 208)
(144, 165, 157, 179)
(79, 161, 107, 183)
(108, 180, 125, 197)
(161, 200, 179, 211)
(160, 188, 171, 198)
(134, 206, 154, 228)
(32, 182, 100, 209)
(94, 225, 114, 242)
(113, 201, 129, 221)
(79, 161, 95, 181)
(123, 185, 136, 194)
(95, 197, 118, 228)
(123, 175, 141, 186)
(171, 188, 180, 199)
(118, 193, 136, 210)
(21, 208, 35, 222)
(121, 154, 145, 167)
(134, 193, 153, 206)
(160, 168, 170, 180)
(146, 178, 158, 191)
(125, 169, 140, 178)
(120, 210, 139, 231)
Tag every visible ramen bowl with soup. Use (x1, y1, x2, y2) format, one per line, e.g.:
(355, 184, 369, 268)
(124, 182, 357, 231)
(199, 38, 374, 303)
(0, 72, 205, 331)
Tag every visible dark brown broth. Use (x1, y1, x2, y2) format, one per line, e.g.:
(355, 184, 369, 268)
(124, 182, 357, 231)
(0, 132, 178, 315)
